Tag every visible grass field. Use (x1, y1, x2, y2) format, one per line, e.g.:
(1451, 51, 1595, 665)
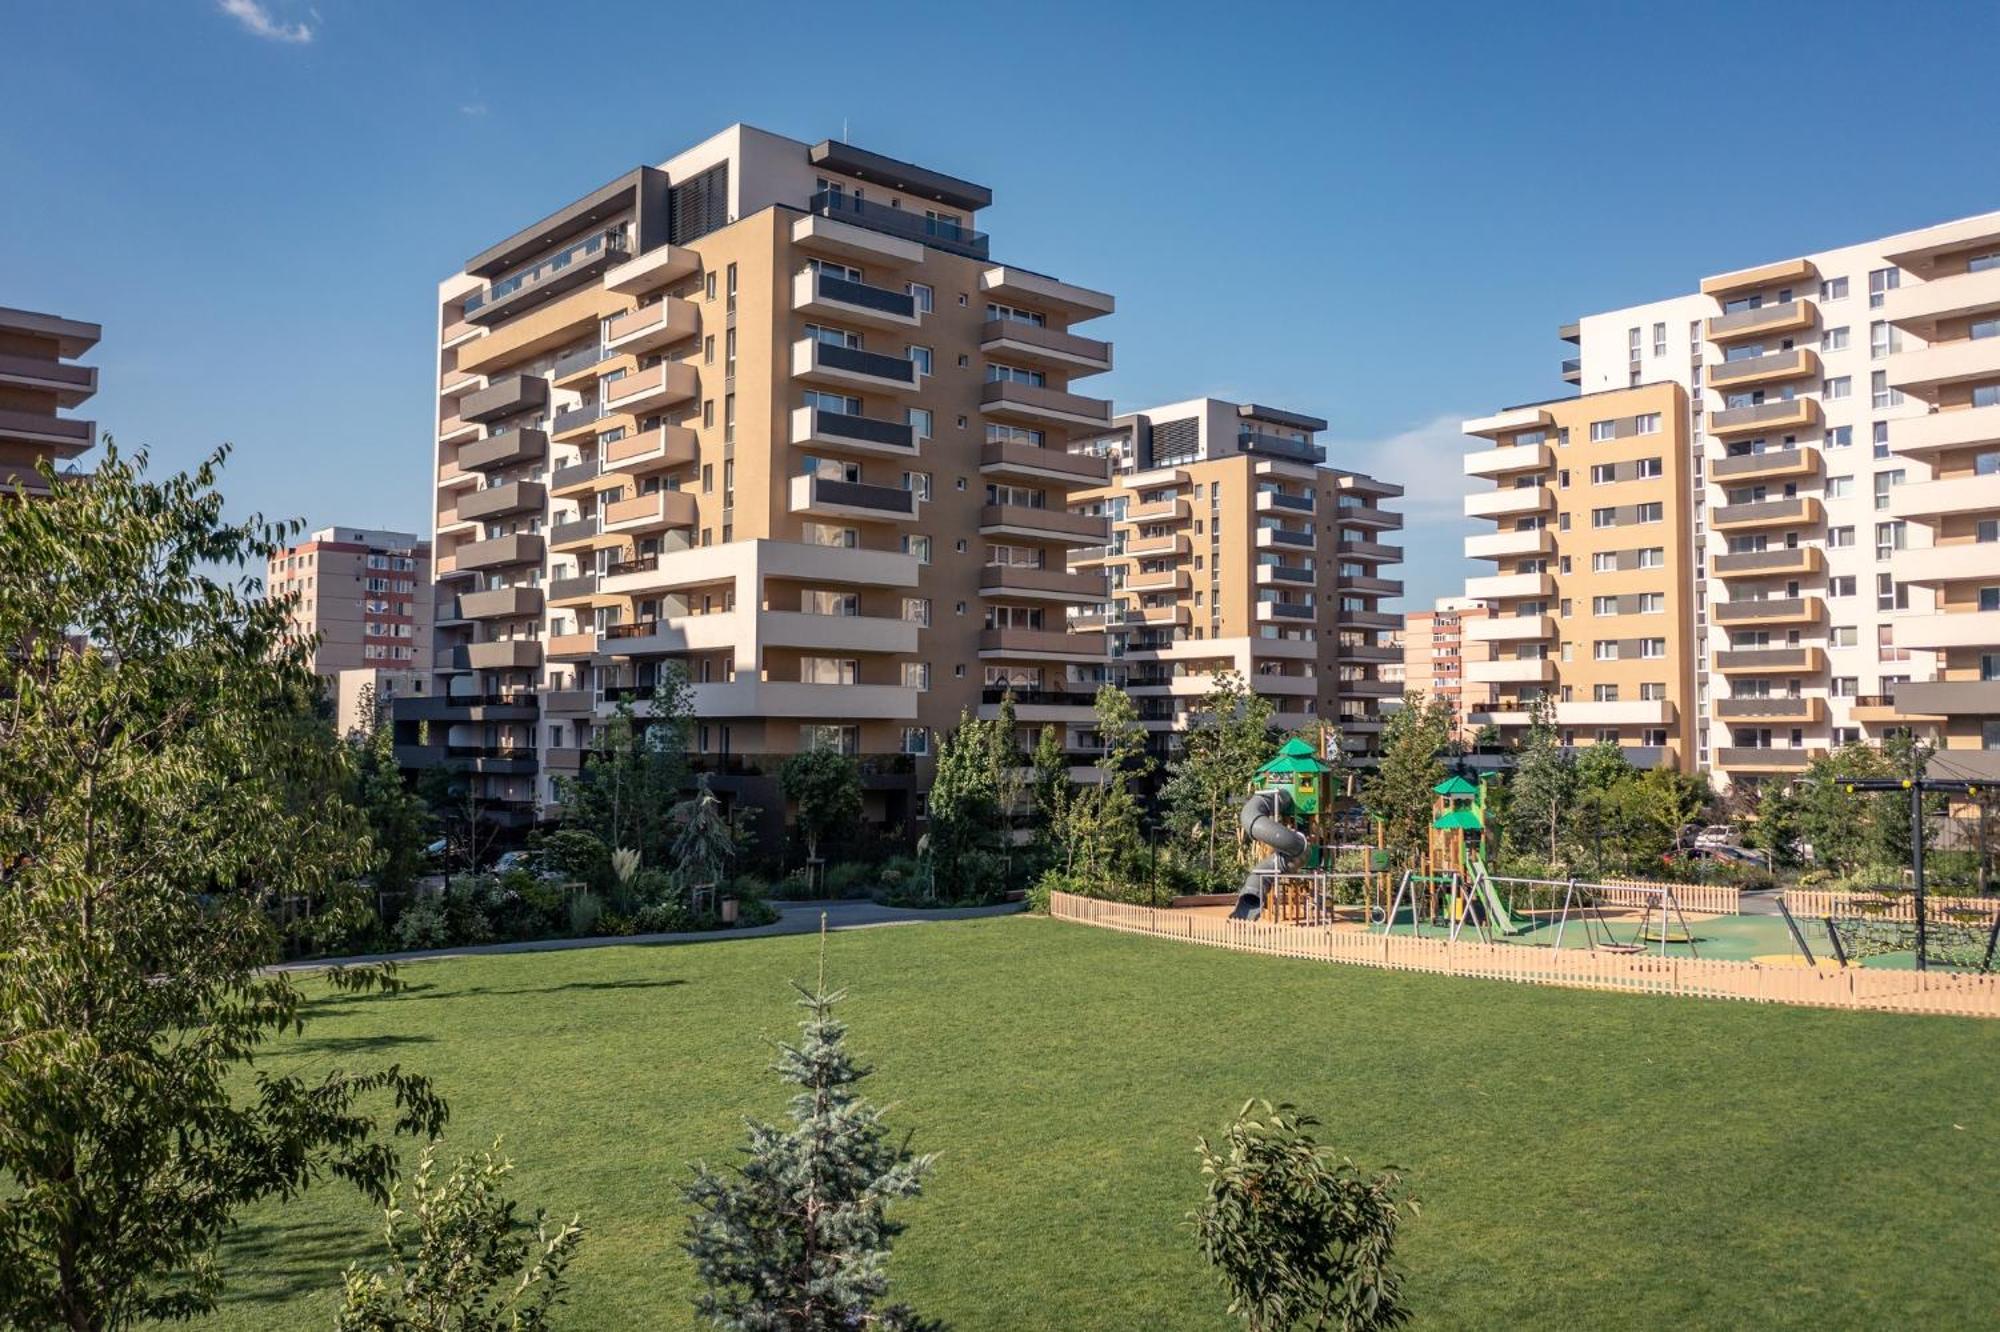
(190, 915, 2000, 1330)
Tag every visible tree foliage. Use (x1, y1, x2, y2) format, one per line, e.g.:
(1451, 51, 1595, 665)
(0, 444, 447, 1331)
(1508, 699, 1575, 867)
(671, 774, 738, 895)
(779, 745, 864, 869)
(1160, 672, 1276, 877)
(352, 683, 436, 900)
(684, 970, 938, 1331)
(1192, 1100, 1412, 1332)
(926, 707, 1009, 901)
(1359, 692, 1453, 870)
(556, 680, 692, 868)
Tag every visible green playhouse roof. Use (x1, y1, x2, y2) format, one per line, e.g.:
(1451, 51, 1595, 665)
(1432, 775, 1481, 797)
(1431, 807, 1484, 831)
(1258, 737, 1330, 775)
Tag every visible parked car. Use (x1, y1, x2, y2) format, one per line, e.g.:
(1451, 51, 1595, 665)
(492, 850, 566, 883)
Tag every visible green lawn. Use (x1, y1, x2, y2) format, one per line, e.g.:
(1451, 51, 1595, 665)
(192, 916, 2000, 1330)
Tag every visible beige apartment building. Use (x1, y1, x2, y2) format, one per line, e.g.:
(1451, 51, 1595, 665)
(0, 305, 98, 497)
(405, 125, 1117, 830)
(1066, 399, 1403, 765)
(1459, 384, 1700, 770)
(267, 526, 434, 682)
(1400, 596, 1491, 728)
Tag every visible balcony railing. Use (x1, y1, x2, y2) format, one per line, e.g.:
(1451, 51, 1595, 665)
(807, 190, 989, 260)
(814, 341, 918, 385)
(1238, 430, 1326, 463)
(813, 271, 917, 319)
(464, 230, 629, 322)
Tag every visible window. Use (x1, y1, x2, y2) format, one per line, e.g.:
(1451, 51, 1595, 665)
(907, 345, 933, 377)
(1876, 572, 1907, 611)
(1652, 323, 1667, 357)
(1828, 525, 1855, 548)
(1982, 588, 2000, 614)
(1635, 457, 1663, 478)
(1874, 470, 1903, 511)
(907, 407, 933, 439)
(1831, 625, 1858, 647)
(1590, 463, 1617, 484)
(1823, 376, 1851, 400)
(1875, 520, 1905, 560)
(1974, 317, 2000, 342)
(1871, 370, 1900, 409)
(1594, 640, 1617, 661)
(1822, 326, 1850, 351)
(902, 470, 932, 501)
(1640, 638, 1667, 659)
(1638, 591, 1665, 613)
(1972, 253, 2000, 274)
(1635, 501, 1663, 522)
(800, 656, 859, 685)
(906, 282, 934, 313)
(1632, 413, 1662, 434)
(1589, 420, 1615, 442)
(1827, 474, 1854, 499)
(1868, 267, 1899, 308)
(1982, 519, 2000, 543)
(1829, 575, 1857, 598)
(901, 727, 931, 757)
(1640, 682, 1667, 701)
(902, 597, 930, 626)
(1820, 276, 1849, 301)
(1831, 677, 1858, 698)
(1591, 507, 1616, 528)
(986, 301, 1044, 326)
(987, 423, 1044, 446)
(902, 534, 931, 563)
(986, 363, 1044, 386)
(1592, 595, 1618, 616)
(1592, 551, 1617, 573)
(1872, 421, 1890, 458)
(1594, 683, 1621, 702)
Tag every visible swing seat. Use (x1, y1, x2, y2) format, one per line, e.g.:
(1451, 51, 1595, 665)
(1598, 941, 1647, 955)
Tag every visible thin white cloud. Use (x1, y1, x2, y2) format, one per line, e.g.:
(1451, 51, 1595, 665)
(219, 0, 313, 43)
(459, 102, 489, 118)
(1326, 412, 1478, 516)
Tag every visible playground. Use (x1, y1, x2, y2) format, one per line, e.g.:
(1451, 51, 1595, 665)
(1206, 736, 1999, 983)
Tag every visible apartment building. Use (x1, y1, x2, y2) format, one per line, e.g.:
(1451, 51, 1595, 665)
(335, 666, 428, 738)
(1066, 398, 1403, 765)
(406, 125, 1116, 831)
(267, 526, 433, 680)
(1459, 384, 1700, 770)
(1401, 596, 1491, 726)
(0, 305, 99, 497)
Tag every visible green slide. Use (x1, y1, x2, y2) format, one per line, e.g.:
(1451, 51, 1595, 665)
(1464, 852, 1520, 935)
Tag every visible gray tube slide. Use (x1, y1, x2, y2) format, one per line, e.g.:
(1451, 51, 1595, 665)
(1232, 788, 1309, 921)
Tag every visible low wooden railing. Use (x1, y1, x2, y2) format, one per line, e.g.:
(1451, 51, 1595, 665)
(1047, 892, 2000, 1019)
(1780, 889, 2000, 922)
(1594, 878, 1741, 915)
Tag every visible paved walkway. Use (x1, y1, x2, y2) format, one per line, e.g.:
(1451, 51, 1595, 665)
(274, 898, 1025, 973)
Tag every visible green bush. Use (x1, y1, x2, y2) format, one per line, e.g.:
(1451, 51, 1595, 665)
(568, 890, 604, 937)
(729, 872, 771, 901)
(824, 861, 873, 899)
(394, 897, 451, 951)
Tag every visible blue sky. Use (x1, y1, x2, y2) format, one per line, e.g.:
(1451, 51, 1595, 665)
(5, 0, 1997, 607)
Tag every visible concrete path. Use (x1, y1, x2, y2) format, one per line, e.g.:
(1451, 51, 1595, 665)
(274, 898, 1025, 973)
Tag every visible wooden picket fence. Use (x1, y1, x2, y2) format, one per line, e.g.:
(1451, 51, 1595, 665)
(1047, 892, 2000, 1019)
(1594, 877, 1740, 915)
(1781, 888, 2000, 923)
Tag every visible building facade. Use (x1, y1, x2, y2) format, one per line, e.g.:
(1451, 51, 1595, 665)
(267, 526, 433, 680)
(335, 666, 429, 738)
(1066, 398, 1403, 764)
(1400, 596, 1491, 726)
(1469, 208, 2000, 784)
(408, 125, 1117, 830)
(0, 305, 98, 497)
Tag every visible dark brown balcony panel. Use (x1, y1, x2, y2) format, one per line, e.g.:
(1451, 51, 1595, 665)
(0, 406, 94, 456)
(979, 379, 1111, 426)
(1336, 539, 1404, 561)
(1707, 299, 1813, 341)
(1895, 680, 2000, 716)
(455, 533, 544, 571)
(1712, 547, 1822, 576)
(978, 319, 1113, 372)
(1713, 596, 1820, 624)
(457, 480, 547, 522)
(978, 441, 1112, 485)
(0, 352, 98, 405)
(1711, 496, 1816, 527)
(458, 639, 543, 671)
(1714, 697, 1823, 720)
(461, 374, 549, 424)
(1714, 647, 1819, 671)
(978, 566, 1109, 601)
(1715, 747, 1814, 769)
(460, 427, 549, 471)
(978, 504, 1111, 543)
(458, 585, 544, 620)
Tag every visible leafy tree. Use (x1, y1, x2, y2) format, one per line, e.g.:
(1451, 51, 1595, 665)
(684, 959, 938, 1331)
(335, 1139, 584, 1332)
(779, 745, 863, 871)
(1359, 691, 1453, 871)
(671, 774, 738, 897)
(1192, 1100, 1412, 1332)
(1051, 686, 1153, 887)
(0, 444, 447, 1331)
(420, 762, 500, 876)
(352, 684, 436, 901)
(927, 709, 1005, 901)
(1028, 722, 1069, 852)
(557, 679, 692, 867)
(1508, 699, 1575, 867)
(1160, 672, 1277, 876)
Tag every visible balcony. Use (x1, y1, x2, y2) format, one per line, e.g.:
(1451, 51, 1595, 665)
(978, 319, 1112, 374)
(792, 338, 918, 392)
(550, 457, 602, 497)
(1464, 571, 1555, 600)
(461, 374, 549, 424)
(1890, 472, 2000, 522)
(1894, 679, 2000, 717)
(1882, 265, 2000, 334)
(979, 565, 1108, 603)
(1463, 528, 1552, 560)
(1713, 596, 1824, 627)
(1711, 546, 1823, 579)
(1467, 658, 1555, 685)
(1135, 603, 1192, 627)
(1253, 564, 1315, 587)
(458, 639, 542, 671)
(1236, 430, 1327, 464)
(605, 243, 701, 295)
(1465, 614, 1554, 643)
(1126, 533, 1190, 559)
(544, 689, 595, 715)
(1254, 490, 1316, 516)
(1462, 441, 1552, 478)
(1561, 358, 1581, 385)
(1122, 497, 1190, 525)
(546, 630, 600, 660)
(1130, 568, 1193, 594)
(790, 473, 919, 522)
(807, 190, 989, 261)
(977, 685, 1101, 724)
(1711, 496, 1821, 531)
(1713, 646, 1826, 674)
(459, 426, 547, 472)
(1895, 611, 2000, 651)
(604, 362, 698, 415)
(551, 402, 605, 442)
(458, 585, 543, 620)
(1337, 573, 1403, 596)
(604, 298, 699, 354)
(1336, 539, 1403, 562)
(552, 344, 608, 388)
(1464, 486, 1552, 519)
(0, 407, 93, 456)
(1701, 257, 1819, 300)
(979, 504, 1110, 545)
(792, 268, 920, 328)
(547, 572, 601, 607)
(979, 379, 1112, 429)
(1898, 542, 2000, 588)
(1554, 699, 1677, 727)
(603, 488, 696, 535)
(1890, 405, 2000, 461)
(1888, 337, 2000, 402)
(604, 424, 698, 476)
(1339, 677, 1401, 699)
(761, 611, 921, 656)
(1715, 747, 1820, 772)
(978, 441, 1111, 487)
(978, 627, 1107, 661)
(1333, 501, 1399, 530)
(1253, 527, 1315, 551)
(1255, 601, 1315, 623)
(1708, 348, 1821, 390)
(0, 352, 96, 406)
(1710, 448, 1818, 483)
(790, 405, 917, 458)
(457, 480, 546, 522)
(1705, 299, 1815, 344)
(1709, 397, 1821, 437)
(463, 230, 628, 326)
(1715, 696, 1827, 723)
(1345, 609, 1401, 630)
(455, 533, 543, 571)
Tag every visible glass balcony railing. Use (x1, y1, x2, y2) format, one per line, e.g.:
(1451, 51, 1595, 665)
(464, 229, 629, 316)
(807, 191, 989, 260)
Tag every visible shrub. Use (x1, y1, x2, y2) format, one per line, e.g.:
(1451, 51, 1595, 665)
(568, 891, 604, 937)
(394, 898, 451, 951)
(823, 861, 873, 899)
(729, 872, 771, 902)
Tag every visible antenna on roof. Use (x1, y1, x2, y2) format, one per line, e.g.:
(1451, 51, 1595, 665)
(841, 117, 849, 142)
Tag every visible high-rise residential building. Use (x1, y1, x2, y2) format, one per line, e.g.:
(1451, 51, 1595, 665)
(1378, 633, 1406, 690)
(267, 526, 433, 680)
(334, 666, 429, 739)
(1401, 596, 1492, 726)
(1066, 399, 1403, 765)
(409, 125, 1117, 832)
(0, 305, 99, 498)
(1469, 208, 2000, 785)
(1459, 384, 1700, 771)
